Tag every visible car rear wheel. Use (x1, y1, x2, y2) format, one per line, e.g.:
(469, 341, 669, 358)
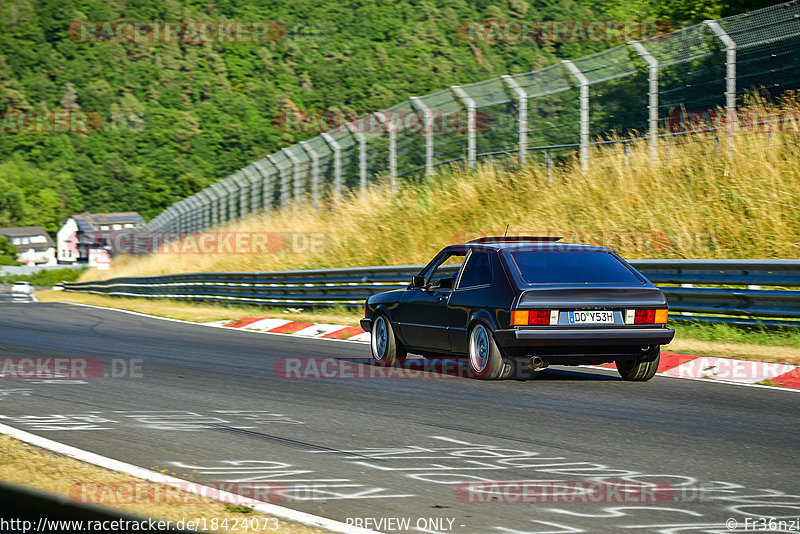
(371, 314, 406, 367)
(616, 346, 661, 381)
(468, 323, 511, 380)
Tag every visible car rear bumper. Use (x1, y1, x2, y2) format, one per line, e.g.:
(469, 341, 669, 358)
(495, 326, 675, 348)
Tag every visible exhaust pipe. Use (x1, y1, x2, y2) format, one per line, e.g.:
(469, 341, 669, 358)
(528, 356, 549, 371)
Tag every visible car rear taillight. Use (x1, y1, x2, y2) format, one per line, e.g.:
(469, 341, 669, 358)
(628, 309, 668, 324)
(511, 310, 558, 326)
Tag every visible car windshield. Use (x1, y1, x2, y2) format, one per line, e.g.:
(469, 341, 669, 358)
(508, 250, 644, 285)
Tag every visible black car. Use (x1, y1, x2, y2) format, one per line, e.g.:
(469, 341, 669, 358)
(360, 236, 675, 381)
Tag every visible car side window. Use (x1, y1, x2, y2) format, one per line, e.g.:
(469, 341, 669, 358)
(458, 251, 492, 288)
(426, 253, 466, 289)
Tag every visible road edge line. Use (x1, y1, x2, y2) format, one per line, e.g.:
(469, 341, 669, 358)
(56, 302, 368, 345)
(0, 422, 381, 534)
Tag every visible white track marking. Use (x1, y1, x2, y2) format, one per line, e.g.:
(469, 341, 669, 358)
(0, 422, 382, 534)
(57, 302, 370, 345)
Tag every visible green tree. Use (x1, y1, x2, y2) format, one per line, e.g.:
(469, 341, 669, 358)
(0, 236, 18, 265)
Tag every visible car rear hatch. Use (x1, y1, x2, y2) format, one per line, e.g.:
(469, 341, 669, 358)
(517, 286, 666, 309)
(515, 286, 668, 327)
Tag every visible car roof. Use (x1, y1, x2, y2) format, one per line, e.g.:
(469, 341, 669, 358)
(447, 238, 611, 254)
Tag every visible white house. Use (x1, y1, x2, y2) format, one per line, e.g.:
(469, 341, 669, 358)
(0, 226, 56, 265)
(57, 212, 144, 265)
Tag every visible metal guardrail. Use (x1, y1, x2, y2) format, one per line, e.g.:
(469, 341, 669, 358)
(61, 260, 800, 329)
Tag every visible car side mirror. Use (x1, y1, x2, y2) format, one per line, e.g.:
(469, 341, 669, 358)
(411, 275, 425, 288)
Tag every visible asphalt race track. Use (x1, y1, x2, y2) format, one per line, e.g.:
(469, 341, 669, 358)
(0, 302, 798, 533)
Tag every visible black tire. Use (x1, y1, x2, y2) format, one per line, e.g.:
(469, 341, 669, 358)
(616, 346, 661, 382)
(371, 314, 406, 367)
(467, 323, 512, 380)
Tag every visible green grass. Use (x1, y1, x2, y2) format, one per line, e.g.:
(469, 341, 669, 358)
(671, 321, 800, 348)
(1, 267, 86, 287)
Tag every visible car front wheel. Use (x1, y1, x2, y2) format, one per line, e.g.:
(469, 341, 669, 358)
(371, 314, 406, 367)
(616, 346, 661, 381)
(468, 323, 511, 380)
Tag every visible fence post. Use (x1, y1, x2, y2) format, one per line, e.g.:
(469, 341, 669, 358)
(175, 199, 188, 233)
(242, 165, 262, 215)
(232, 171, 249, 218)
(563, 60, 589, 174)
(253, 160, 275, 213)
(450, 85, 476, 169)
(220, 177, 239, 223)
(300, 141, 320, 210)
(186, 196, 201, 232)
(373, 112, 397, 192)
(195, 189, 211, 230)
(705, 20, 737, 146)
(320, 132, 343, 200)
(409, 97, 434, 177)
(160, 207, 172, 232)
(172, 201, 186, 233)
(282, 147, 302, 207)
(630, 41, 659, 163)
(545, 150, 553, 184)
(501, 75, 527, 165)
(208, 183, 222, 226)
(266, 154, 289, 207)
(345, 121, 368, 192)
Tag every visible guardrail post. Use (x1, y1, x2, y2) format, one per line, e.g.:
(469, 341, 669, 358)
(282, 147, 302, 207)
(409, 97, 434, 177)
(501, 75, 527, 165)
(253, 160, 275, 213)
(563, 60, 589, 175)
(266, 154, 289, 207)
(630, 41, 659, 163)
(705, 20, 737, 146)
(450, 85, 476, 169)
(320, 132, 343, 201)
(300, 141, 320, 210)
(345, 122, 368, 192)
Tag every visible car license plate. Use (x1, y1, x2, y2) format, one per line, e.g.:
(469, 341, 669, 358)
(568, 310, 614, 324)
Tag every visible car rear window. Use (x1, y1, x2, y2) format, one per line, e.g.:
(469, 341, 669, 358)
(508, 251, 644, 285)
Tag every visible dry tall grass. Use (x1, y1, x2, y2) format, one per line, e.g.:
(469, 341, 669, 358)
(85, 101, 800, 281)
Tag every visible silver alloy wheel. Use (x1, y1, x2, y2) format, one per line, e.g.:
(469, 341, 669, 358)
(469, 324, 490, 373)
(372, 315, 388, 361)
